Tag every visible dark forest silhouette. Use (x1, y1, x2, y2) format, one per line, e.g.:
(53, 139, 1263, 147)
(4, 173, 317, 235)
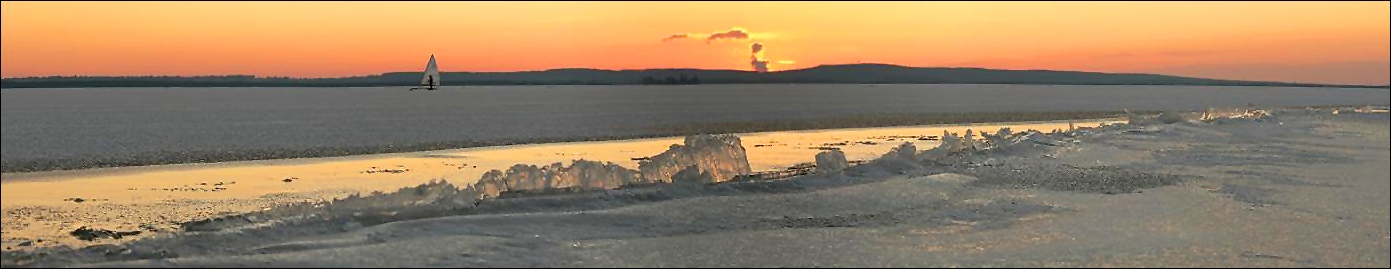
(2, 64, 1380, 89)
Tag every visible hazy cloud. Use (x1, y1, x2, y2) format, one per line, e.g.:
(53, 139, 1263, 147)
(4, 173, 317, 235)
(1157, 50, 1223, 57)
(661, 28, 753, 43)
(706, 29, 751, 43)
(1092, 50, 1225, 60)
(661, 34, 691, 42)
(1092, 53, 1138, 60)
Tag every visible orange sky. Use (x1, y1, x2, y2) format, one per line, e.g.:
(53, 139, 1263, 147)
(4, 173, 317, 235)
(3, 1, 1388, 84)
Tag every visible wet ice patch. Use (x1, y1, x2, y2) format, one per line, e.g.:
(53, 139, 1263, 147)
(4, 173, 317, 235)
(1157, 144, 1352, 168)
(1223, 170, 1343, 188)
(959, 163, 1184, 195)
(1218, 183, 1278, 207)
(757, 199, 1055, 232)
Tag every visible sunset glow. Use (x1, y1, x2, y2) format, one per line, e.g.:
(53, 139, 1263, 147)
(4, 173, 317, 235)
(2, 1, 1388, 84)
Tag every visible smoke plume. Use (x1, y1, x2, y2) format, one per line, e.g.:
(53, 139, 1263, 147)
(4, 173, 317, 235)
(750, 42, 770, 72)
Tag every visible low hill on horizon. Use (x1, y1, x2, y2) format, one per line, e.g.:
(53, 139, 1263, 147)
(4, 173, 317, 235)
(2, 64, 1383, 89)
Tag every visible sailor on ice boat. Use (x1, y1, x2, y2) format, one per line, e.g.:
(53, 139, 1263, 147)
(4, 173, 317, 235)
(411, 54, 442, 91)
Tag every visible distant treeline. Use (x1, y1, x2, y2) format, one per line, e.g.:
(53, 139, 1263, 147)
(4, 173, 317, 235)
(2, 64, 1381, 89)
(642, 75, 702, 85)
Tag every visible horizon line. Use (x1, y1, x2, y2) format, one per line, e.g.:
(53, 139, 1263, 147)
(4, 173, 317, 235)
(0, 63, 1175, 80)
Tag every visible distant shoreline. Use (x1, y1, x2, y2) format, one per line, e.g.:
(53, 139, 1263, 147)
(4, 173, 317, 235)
(2, 83, 1387, 90)
(4, 64, 1384, 89)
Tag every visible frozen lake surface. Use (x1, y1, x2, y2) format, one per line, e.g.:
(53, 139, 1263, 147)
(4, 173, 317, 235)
(2, 84, 1387, 172)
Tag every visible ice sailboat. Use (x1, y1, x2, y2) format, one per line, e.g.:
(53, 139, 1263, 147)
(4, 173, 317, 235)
(411, 54, 441, 91)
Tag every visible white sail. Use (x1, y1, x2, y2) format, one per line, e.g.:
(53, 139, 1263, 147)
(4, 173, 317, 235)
(420, 54, 441, 87)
